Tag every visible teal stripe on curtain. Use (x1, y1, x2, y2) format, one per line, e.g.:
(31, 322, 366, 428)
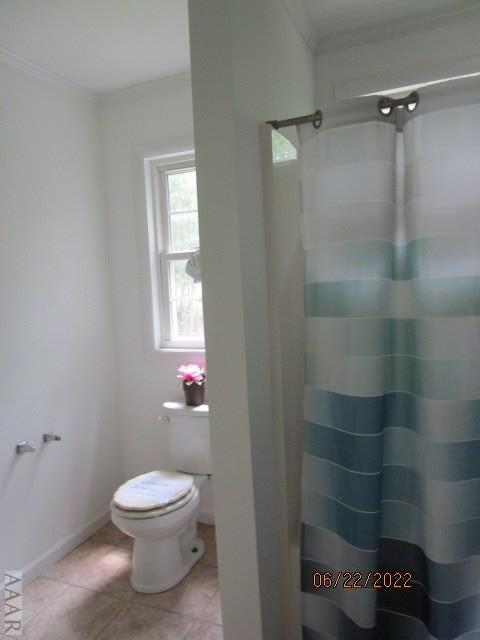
(303, 388, 480, 440)
(305, 237, 480, 282)
(305, 276, 480, 318)
(303, 422, 480, 481)
(300, 108, 480, 639)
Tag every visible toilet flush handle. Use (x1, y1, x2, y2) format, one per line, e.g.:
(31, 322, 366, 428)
(158, 415, 170, 423)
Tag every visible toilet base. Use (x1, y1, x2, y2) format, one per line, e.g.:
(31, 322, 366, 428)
(130, 535, 205, 593)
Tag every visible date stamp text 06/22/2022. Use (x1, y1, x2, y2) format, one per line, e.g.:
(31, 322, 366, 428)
(312, 571, 413, 590)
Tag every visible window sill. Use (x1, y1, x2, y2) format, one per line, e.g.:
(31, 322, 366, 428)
(156, 346, 205, 354)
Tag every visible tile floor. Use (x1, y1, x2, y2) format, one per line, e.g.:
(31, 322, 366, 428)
(2, 522, 222, 640)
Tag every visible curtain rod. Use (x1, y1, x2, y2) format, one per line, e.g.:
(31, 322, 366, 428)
(267, 109, 323, 130)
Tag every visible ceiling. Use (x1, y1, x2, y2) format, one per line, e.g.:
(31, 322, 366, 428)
(0, 0, 190, 93)
(0, 0, 477, 94)
(295, 0, 480, 50)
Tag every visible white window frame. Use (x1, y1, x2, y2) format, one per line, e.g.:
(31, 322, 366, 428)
(147, 153, 204, 351)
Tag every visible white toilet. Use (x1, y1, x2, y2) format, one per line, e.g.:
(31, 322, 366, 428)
(111, 402, 212, 593)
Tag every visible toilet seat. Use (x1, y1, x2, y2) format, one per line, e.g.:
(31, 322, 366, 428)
(112, 486, 197, 520)
(113, 470, 194, 512)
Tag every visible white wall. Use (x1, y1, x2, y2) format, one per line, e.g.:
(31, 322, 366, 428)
(99, 74, 213, 514)
(0, 60, 121, 578)
(189, 2, 314, 638)
(315, 10, 480, 109)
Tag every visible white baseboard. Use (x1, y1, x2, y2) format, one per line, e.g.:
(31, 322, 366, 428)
(4, 510, 111, 588)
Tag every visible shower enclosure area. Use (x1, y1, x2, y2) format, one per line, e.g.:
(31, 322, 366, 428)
(263, 78, 480, 640)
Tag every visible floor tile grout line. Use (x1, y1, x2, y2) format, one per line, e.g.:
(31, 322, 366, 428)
(38, 574, 79, 587)
(92, 602, 203, 640)
(200, 586, 219, 610)
(184, 620, 224, 640)
(38, 574, 137, 604)
(180, 615, 198, 640)
(39, 573, 219, 613)
(16, 580, 71, 630)
(129, 598, 179, 614)
(193, 588, 222, 625)
(21, 577, 71, 627)
(22, 583, 132, 638)
(128, 586, 221, 619)
(91, 604, 125, 640)
(129, 597, 205, 617)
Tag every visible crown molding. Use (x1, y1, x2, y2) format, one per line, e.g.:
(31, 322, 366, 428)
(0, 44, 190, 104)
(99, 70, 192, 107)
(0, 44, 96, 102)
(280, 0, 317, 53)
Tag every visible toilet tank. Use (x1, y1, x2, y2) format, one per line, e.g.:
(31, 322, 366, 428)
(162, 402, 212, 475)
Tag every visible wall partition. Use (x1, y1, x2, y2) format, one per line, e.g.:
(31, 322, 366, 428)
(262, 126, 305, 640)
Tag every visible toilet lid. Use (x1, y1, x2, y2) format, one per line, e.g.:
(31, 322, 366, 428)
(113, 470, 194, 511)
(111, 486, 197, 519)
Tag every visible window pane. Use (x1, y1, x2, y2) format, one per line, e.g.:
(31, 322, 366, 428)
(169, 259, 204, 340)
(271, 130, 297, 163)
(170, 211, 200, 252)
(167, 170, 197, 212)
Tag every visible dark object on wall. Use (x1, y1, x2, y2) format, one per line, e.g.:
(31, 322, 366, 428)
(377, 91, 419, 117)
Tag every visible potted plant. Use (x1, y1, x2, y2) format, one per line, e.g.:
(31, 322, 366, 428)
(177, 364, 206, 407)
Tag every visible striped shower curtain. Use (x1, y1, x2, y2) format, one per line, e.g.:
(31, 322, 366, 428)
(300, 105, 480, 640)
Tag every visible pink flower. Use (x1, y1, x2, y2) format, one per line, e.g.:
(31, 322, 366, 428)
(177, 364, 205, 385)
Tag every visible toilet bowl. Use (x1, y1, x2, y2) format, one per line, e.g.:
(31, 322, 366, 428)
(111, 470, 205, 593)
